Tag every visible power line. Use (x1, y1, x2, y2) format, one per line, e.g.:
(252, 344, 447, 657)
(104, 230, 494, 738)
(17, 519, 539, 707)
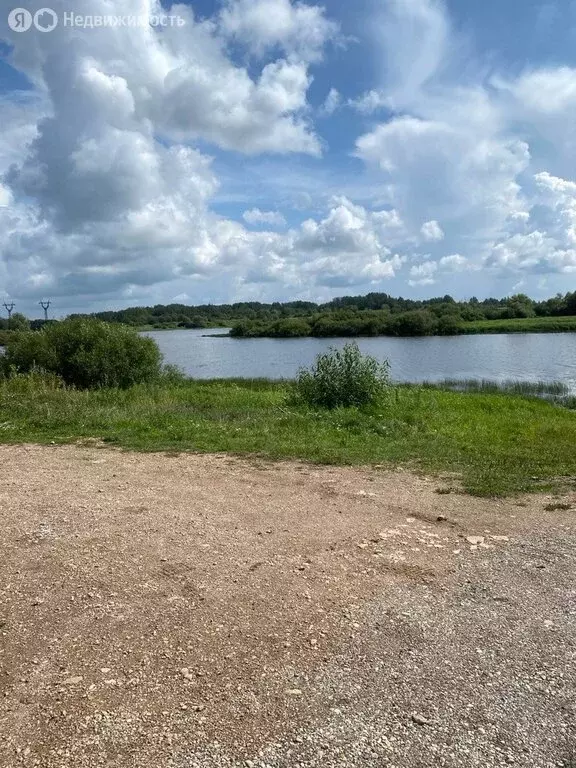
(39, 300, 51, 321)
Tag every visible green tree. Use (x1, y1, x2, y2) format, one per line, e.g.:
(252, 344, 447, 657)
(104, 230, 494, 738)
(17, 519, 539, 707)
(8, 312, 30, 331)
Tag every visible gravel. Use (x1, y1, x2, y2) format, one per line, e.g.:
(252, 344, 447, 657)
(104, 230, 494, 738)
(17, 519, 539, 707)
(0, 444, 574, 768)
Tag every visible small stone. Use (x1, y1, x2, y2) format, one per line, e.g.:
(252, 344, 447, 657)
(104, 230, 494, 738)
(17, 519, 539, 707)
(411, 713, 430, 726)
(466, 536, 485, 546)
(286, 688, 302, 696)
(491, 535, 510, 542)
(436, 515, 447, 522)
(63, 676, 83, 685)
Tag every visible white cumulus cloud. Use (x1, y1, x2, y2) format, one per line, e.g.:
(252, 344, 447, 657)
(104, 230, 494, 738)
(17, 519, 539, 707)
(243, 208, 287, 227)
(421, 220, 444, 242)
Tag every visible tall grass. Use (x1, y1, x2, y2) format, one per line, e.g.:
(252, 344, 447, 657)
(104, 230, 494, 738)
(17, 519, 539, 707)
(422, 378, 570, 396)
(421, 378, 576, 408)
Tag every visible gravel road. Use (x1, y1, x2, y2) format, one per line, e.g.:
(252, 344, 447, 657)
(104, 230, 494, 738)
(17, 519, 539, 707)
(0, 444, 574, 767)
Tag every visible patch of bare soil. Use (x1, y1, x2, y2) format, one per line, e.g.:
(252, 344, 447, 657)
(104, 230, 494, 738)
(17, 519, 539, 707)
(0, 445, 574, 768)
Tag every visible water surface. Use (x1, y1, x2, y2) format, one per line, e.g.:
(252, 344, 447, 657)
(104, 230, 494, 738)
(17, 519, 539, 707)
(145, 329, 576, 391)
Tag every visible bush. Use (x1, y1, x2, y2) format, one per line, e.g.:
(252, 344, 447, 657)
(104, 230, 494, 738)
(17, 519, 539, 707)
(291, 342, 390, 409)
(268, 318, 311, 337)
(389, 310, 439, 336)
(1, 318, 163, 389)
(437, 315, 463, 335)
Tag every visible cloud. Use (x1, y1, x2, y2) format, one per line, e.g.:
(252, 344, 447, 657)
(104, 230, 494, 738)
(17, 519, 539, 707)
(0, 0, 337, 307)
(496, 67, 576, 116)
(438, 254, 469, 272)
(349, 89, 388, 114)
(160, 57, 320, 155)
(4, 1, 322, 159)
(371, 0, 451, 108)
(243, 208, 287, 227)
(351, 0, 576, 285)
(219, 0, 339, 62)
(3, 0, 576, 311)
(484, 171, 576, 275)
(409, 260, 437, 286)
(355, 116, 530, 239)
(225, 197, 408, 288)
(321, 88, 341, 115)
(420, 220, 444, 242)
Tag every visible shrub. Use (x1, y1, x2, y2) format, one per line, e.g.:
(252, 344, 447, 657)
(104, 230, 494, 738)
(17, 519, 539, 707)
(437, 315, 463, 335)
(1, 318, 162, 389)
(291, 342, 390, 409)
(389, 310, 439, 336)
(268, 318, 311, 337)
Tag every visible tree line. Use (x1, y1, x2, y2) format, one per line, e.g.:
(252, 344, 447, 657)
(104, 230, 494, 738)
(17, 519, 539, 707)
(1, 291, 575, 342)
(66, 291, 576, 331)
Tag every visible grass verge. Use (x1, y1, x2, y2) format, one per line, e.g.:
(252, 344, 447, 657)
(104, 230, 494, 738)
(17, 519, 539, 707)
(1, 374, 576, 497)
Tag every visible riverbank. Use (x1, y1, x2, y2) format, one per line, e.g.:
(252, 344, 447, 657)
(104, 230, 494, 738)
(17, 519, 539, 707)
(1, 374, 575, 496)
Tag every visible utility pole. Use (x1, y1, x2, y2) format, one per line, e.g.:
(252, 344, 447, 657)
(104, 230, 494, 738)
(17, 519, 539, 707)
(3, 302, 15, 328)
(39, 300, 51, 321)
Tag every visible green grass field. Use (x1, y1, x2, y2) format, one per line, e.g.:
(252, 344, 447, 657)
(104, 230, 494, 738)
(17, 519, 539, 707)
(462, 315, 576, 334)
(1, 373, 575, 497)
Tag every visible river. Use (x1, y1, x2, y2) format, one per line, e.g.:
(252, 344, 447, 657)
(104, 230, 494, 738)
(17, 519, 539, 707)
(144, 329, 576, 390)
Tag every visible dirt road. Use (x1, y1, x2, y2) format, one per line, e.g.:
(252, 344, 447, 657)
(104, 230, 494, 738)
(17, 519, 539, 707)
(0, 444, 574, 767)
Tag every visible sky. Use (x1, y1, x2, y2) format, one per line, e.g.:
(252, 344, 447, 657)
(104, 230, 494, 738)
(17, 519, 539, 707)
(1, 0, 576, 316)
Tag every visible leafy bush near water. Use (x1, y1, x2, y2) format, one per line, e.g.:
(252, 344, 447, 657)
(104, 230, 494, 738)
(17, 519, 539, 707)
(291, 342, 390, 409)
(0, 318, 163, 389)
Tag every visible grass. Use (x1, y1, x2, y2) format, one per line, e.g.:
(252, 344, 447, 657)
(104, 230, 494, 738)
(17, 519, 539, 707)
(463, 315, 576, 334)
(421, 378, 576, 409)
(1, 373, 576, 497)
(422, 378, 570, 395)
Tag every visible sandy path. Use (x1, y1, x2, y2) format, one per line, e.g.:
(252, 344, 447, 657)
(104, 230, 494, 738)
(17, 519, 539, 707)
(0, 444, 574, 767)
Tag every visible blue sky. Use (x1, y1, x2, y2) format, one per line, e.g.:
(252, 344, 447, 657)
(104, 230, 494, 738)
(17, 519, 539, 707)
(1, 0, 576, 315)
